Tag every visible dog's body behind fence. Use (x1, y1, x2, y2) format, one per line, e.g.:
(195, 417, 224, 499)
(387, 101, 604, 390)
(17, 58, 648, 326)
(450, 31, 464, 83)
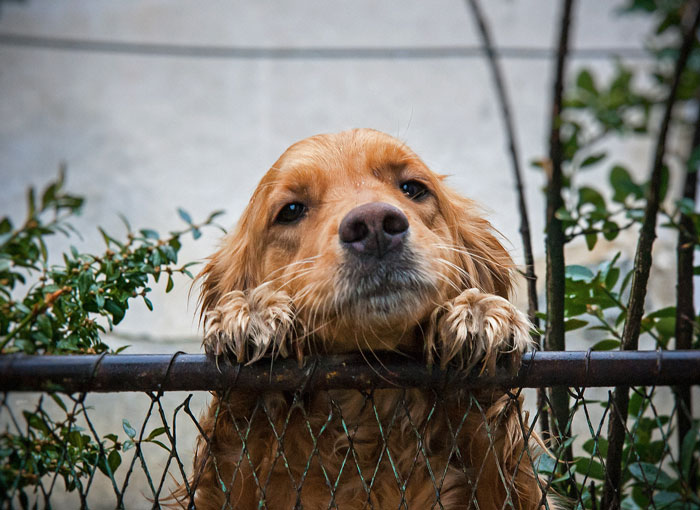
(187, 388, 541, 510)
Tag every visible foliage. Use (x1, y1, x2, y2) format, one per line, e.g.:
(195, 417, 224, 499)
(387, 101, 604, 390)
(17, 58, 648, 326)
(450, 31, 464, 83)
(0, 171, 221, 503)
(534, 1, 700, 507)
(0, 170, 223, 355)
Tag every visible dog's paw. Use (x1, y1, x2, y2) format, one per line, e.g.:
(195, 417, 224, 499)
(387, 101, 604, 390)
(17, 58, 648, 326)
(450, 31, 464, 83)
(427, 288, 532, 374)
(202, 286, 294, 364)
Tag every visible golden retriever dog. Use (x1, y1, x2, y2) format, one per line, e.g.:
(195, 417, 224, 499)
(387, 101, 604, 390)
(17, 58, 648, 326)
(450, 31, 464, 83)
(179, 129, 544, 509)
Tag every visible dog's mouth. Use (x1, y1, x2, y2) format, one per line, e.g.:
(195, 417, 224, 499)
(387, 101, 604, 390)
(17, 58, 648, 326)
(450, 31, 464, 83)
(333, 251, 438, 320)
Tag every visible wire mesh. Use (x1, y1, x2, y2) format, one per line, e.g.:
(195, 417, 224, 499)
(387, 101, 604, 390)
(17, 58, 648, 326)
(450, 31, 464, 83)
(1, 355, 698, 509)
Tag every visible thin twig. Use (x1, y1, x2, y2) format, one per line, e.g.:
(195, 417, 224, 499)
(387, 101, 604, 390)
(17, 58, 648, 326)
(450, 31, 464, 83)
(463, 0, 548, 436)
(602, 4, 700, 509)
(545, 0, 575, 458)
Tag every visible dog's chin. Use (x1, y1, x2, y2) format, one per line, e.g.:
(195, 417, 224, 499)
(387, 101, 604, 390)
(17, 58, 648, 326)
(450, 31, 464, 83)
(334, 257, 438, 324)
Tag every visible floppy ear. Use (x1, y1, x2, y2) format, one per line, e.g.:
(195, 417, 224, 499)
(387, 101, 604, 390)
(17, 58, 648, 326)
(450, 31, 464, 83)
(197, 224, 255, 319)
(196, 189, 266, 320)
(438, 186, 514, 299)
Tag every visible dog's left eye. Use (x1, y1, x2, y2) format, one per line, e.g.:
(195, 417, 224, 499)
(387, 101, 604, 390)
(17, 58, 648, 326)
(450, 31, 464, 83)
(399, 180, 429, 201)
(275, 202, 307, 224)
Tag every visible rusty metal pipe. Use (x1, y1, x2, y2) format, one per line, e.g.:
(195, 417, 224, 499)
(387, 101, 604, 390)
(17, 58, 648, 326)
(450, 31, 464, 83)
(0, 351, 698, 393)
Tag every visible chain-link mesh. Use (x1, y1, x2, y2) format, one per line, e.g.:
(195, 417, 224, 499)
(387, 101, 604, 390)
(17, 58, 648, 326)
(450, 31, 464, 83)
(1, 364, 698, 510)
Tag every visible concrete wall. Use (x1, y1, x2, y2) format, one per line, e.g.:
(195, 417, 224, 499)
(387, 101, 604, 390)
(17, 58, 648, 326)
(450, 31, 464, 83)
(0, 0, 662, 351)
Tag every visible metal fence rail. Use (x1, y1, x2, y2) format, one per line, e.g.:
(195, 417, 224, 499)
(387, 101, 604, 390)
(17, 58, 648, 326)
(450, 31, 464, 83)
(1, 351, 699, 393)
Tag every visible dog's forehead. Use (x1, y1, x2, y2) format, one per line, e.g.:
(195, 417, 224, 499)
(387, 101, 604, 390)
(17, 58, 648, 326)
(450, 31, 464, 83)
(270, 131, 426, 190)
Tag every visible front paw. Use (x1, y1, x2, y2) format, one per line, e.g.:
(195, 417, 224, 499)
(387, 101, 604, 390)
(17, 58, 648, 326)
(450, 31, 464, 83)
(427, 288, 532, 374)
(202, 286, 294, 364)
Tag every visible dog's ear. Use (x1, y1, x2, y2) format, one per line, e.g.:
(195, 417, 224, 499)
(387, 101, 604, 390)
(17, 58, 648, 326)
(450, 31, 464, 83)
(196, 192, 265, 319)
(439, 186, 514, 298)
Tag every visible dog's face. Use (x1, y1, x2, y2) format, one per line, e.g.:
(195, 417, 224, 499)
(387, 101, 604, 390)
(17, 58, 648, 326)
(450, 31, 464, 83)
(200, 129, 513, 353)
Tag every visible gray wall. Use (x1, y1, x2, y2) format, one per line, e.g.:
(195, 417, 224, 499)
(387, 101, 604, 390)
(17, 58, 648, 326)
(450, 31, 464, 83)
(1, 1, 662, 352)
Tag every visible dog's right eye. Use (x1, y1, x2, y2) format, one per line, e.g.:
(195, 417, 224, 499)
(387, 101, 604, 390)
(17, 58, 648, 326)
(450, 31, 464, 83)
(275, 202, 306, 224)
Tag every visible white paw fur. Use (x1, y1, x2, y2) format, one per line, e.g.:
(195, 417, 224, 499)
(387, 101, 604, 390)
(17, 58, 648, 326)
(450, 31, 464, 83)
(202, 286, 294, 364)
(427, 288, 533, 374)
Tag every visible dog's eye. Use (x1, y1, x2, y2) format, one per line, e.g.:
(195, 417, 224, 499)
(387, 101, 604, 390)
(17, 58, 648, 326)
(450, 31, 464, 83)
(399, 180, 429, 201)
(275, 202, 306, 224)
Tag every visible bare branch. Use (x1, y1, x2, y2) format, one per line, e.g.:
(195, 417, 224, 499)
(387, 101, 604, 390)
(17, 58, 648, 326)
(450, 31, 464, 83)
(545, 0, 575, 455)
(674, 87, 700, 485)
(464, 0, 548, 436)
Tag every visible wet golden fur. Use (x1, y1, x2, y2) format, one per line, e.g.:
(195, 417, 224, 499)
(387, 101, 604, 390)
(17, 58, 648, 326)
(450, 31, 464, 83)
(177, 129, 546, 509)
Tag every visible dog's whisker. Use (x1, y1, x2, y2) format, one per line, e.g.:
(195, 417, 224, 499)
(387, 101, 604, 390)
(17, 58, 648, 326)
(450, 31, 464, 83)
(433, 257, 483, 293)
(433, 243, 514, 271)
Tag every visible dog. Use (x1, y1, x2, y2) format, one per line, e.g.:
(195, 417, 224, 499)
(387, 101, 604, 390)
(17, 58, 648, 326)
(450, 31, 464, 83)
(178, 129, 544, 509)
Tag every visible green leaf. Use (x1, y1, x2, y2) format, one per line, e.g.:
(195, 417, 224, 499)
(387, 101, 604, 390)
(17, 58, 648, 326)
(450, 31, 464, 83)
(122, 419, 136, 439)
(646, 307, 676, 319)
(575, 458, 605, 480)
(602, 220, 619, 241)
(654, 317, 675, 344)
(580, 152, 607, 168)
(36, 314, 53, 338)
(108, 450, 121, 473)
(27, 187, 37, 218)
(145, 427, 167, 442)
(41, 183, 58, 210)
(67, 430, 83, 448)
(579, 187, 606, 210)
(177, 207, 192, 225)
(148, 439, 171, 452)
(78, 271, 92, 295)
(105, 300, 125, 325)
(534, 454, 557, 475)
(592, 339, 621, 351)
(605, 268, 620, 289)
(610, 165, 641, 202)
(566, 265, 595, 282)
(628, 462, 674, 489)
(577, 69, 597, 94)
(49, 393, 67, 412)
(652, 491, 682, 509)
(23, 410, 50, 436)
(681, 425, 699, 480)
(206, 210, 225, 223)
(628, 389, 646, 417)
(585, 232, 598, 250)
(582, 437, 608, 456)
(165, 275, 174, 293)
(140, 229, 159, 240)
(565, 318, 588, 331)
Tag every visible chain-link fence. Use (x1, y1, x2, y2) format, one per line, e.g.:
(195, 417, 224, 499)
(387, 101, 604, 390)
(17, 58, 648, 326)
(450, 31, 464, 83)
(1, 351, 698, 509)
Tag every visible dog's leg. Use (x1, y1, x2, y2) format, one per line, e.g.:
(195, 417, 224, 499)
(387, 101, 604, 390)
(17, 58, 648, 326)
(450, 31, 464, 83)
(202, 285, 294, 363)
(427, 288, 532, 374)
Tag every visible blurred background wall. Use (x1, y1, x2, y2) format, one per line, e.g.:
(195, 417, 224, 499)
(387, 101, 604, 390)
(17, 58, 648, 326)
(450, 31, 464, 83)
(0, 1, 663, 354)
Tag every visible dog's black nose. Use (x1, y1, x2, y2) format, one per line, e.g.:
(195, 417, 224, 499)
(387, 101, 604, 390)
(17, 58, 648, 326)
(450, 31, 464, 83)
(339, 202, 409, 258)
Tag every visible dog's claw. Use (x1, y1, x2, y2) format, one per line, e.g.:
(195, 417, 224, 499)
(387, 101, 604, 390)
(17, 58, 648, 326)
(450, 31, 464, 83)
(427, 288, 532, 375)
(203, 287, 294, 364)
